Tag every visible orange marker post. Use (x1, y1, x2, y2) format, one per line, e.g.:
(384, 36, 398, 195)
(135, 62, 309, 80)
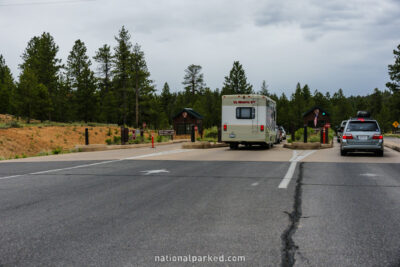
(151, 135, 155, 148)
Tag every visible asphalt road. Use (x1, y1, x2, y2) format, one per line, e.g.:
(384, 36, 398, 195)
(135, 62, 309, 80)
(0, 143, 399, 266)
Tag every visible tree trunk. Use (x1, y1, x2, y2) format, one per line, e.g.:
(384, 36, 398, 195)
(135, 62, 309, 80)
(135, 80, 139, 128)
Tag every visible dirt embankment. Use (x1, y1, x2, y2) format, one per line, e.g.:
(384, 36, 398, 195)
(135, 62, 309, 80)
(0, 126, 120, 159)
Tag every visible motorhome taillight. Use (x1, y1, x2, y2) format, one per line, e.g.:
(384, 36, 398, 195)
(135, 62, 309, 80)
(260, 125, 264, 131)
(342, 134, 353, 139)
(372, 134, 383, 140)
(223, 124, 227, 131)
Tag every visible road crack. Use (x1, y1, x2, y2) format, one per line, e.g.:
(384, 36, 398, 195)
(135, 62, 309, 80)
(281, 162, 304, 267)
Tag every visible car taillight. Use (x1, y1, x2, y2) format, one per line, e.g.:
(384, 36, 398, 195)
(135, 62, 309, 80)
(223, 124, 227, 131)
(372, 134, 383, 140)
(343, 134, 353, 139)
(260, 125, 264, 131)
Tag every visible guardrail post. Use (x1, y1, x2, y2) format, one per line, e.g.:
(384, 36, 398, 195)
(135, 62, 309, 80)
(85, 128, 89, 145)
(121, 126, 125, 145)
(303, 125, 307, 143)
(218, 126, 222, 143)
(325, 127, 329, 143)
(191, 125, 195, 142)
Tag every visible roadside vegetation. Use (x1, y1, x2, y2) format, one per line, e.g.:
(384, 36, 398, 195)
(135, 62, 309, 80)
(287, 128, 334, 143)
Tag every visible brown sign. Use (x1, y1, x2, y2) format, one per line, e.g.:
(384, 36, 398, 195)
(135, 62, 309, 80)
(158, 130, 174, 136)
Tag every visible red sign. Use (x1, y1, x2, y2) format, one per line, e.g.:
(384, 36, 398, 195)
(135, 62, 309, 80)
(142, 122, 146, 128)
(325, 123, 331, 128)
(194, 126, 198, 131)
(233, 101, 256, 104)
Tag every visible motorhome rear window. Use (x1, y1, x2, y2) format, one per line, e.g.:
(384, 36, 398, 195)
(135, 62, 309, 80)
(236, 107, 255, 119)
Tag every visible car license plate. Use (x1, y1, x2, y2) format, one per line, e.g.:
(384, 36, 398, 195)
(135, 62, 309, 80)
(229, 133, 236, 138)
(358, 136, 368, 140)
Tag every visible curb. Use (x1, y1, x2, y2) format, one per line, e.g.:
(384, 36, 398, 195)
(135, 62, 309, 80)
(76, 140, 190, 152)
(182, 142, 229, 149)
(284, 141, 333, 150)
(384, 141, 400, 152)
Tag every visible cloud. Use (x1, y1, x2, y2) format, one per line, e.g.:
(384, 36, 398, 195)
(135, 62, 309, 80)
(0, 0, 399, 96)
(254, 0, 400, 40)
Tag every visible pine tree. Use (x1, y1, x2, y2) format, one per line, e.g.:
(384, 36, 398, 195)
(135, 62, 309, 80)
(386, 44, 400, 93)
(182, 64, 205, 95)
(20, 32, 61, 120)
(129, 43, 152, 127)
(258, 80, 269, 96)
(113, 26, 132, 125)
(14, 68, 45, 122)
(160, 82, 173, 124)
(94, 44, 116, 123)
(221, 61, 253, 95)
(0, 55, 14, 114)
(386, 44, 400, 121)
(67, 40, 98, 123)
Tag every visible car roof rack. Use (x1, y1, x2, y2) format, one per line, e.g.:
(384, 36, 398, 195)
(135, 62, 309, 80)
(356, 111, 371, 118)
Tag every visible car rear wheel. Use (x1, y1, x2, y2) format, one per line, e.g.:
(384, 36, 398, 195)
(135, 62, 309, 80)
(376, 150, 384, 157)
(340, 149, 347, 156)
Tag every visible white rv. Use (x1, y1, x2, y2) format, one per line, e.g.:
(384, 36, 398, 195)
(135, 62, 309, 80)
(221, 94, 277, 149)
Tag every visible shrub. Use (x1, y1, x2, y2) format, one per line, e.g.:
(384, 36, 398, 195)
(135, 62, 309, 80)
(309, 135, 320, 143)
(8, 121, 22, 128)
(113, 135, 121, 144)
(52, 147, 62, 154)
(105, 138, 112, 145)
(204, 126, 218, 139)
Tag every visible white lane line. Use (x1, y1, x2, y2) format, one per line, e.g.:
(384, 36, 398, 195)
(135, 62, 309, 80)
(0, 149, 193, 181)
(278, 150, 316, 189)
(140, 169, 170, 175)
(125, 149, 192, 160)
(278, 162, 297, 189)
(30, 160, 120, 175)
(251, 182, 259, 186)
(0, 174, 24, 180)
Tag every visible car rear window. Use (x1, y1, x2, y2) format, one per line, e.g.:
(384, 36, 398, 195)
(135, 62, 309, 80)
(346, 121, 379, 132)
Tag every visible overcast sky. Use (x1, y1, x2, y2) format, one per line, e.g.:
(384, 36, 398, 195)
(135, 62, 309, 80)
(1, 0, 399, 96)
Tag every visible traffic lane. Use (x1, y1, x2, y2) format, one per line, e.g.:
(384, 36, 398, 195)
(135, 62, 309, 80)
(0, 144, 188, 177)
(294, 162, 400, 267)
(0, 160, 294, 266)
(135, 144, 293, 162)
(0, 160, 102, 177)
(0, 143, 183, 163)
(303, 142, 400, 163)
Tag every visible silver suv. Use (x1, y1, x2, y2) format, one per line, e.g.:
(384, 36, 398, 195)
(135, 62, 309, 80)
(340, 117, 384, 156)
